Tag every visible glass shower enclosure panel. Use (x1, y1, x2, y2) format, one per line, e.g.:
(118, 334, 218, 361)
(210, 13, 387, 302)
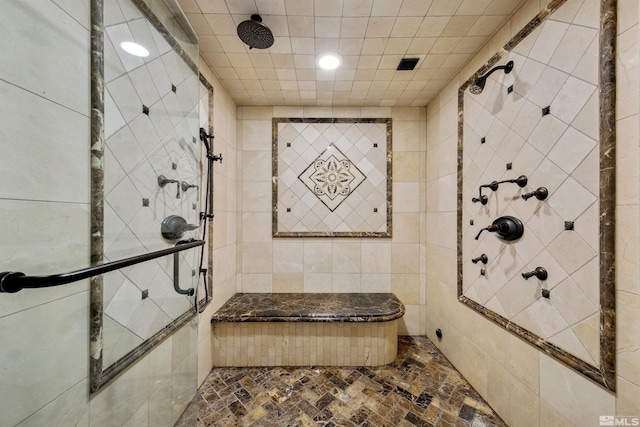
(96, 0, 200, 423)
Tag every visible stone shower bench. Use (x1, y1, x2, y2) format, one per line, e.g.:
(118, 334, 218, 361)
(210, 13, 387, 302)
(210, 293, 405, 367)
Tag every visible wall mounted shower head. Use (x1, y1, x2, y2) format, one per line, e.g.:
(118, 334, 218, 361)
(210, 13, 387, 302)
(469, 60, 514, 94)
(237, 14, 274, 49)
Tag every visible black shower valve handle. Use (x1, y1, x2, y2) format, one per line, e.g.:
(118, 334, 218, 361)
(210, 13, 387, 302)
(522, 267, 548, 281)
(474, 216, 524, 241)
(158, 175, 181, 199)
(474, 224, 497, 240)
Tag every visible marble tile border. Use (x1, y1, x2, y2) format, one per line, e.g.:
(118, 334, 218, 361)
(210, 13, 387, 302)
(97, 310, 196, 390)
(89, 0, 200, 393)
(272, 117, 393, 238)
(456, 0, 617, 391)
(89, 0, 105, 394)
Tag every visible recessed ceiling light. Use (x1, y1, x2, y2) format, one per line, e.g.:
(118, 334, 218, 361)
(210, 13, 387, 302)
(316, 52, 343, 70)
(120, 41, 149, 57)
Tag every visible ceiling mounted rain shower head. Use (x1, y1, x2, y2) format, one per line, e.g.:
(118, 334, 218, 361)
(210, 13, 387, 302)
(469, 60, 514, 94)
(237, 14, 274, 49)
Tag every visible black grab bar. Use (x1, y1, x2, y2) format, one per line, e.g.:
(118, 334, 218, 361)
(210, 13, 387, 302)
(0, 239, 205, 293)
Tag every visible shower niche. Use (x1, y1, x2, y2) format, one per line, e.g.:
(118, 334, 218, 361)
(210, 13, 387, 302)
(458, 0, 615, 390)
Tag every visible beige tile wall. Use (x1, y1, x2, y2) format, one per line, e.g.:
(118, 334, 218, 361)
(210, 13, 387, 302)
(237, 106, 427, 336)
(212, 320, 398, 367)
(461, 0, 601, 367)
(197, 59, 239, 386)
(90, 317, 198, 427)
(425, 0, 640, 426)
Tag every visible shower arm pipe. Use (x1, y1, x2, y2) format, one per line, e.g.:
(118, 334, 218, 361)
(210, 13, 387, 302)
(472, 182, 496, 204)
(473, 175, 528, 204)
(0, 239, 205, 293)
(480, 62, 513, 81)
(479, 175, 528, 192)
(496, 175, 528, 187)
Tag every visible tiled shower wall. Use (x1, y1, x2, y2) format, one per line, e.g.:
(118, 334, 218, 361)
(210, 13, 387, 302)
(238, 106, 427, 336)
(0, 0, 203, 425)
(425, 0, 640, 426)
(462, 0, 601, 369)
(196, 61, 239, 386)
(0, 1, 91, 425)
(102, 0, 200, 370)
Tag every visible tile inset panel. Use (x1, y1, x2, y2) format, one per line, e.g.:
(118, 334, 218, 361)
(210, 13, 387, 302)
(273, 118, 392, 238)
(457, 0, 616, 391)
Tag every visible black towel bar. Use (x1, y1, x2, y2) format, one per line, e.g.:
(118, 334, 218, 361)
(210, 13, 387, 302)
(0, 239, 205, 293)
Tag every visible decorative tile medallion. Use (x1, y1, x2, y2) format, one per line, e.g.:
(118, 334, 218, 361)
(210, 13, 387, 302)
(298, 144, 366, 212)
(273, 118, 392, 238)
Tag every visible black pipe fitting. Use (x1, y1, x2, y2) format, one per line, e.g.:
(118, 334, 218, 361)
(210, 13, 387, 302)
(522, 267, 548, 281)
(472, 254, 488, 264)
(522, 187, 548, 201)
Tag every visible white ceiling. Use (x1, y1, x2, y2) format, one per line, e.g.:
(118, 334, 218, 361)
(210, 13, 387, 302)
(176, 0, 528, 107)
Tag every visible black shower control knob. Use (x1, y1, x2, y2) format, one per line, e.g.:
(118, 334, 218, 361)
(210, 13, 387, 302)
(474, 216, 524, 241)
(522, 267, 548, 281)
(472, 254, 488, 264)
(493, 216, 524, 240)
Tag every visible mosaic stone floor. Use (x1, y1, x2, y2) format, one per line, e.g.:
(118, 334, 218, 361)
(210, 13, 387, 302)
(192, 336, 507, 427)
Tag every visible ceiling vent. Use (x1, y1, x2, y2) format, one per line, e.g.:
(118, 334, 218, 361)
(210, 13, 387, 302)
(397, 57, 420, 71)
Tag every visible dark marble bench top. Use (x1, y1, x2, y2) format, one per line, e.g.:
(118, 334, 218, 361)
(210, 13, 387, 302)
(211, 293, 405, 323)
